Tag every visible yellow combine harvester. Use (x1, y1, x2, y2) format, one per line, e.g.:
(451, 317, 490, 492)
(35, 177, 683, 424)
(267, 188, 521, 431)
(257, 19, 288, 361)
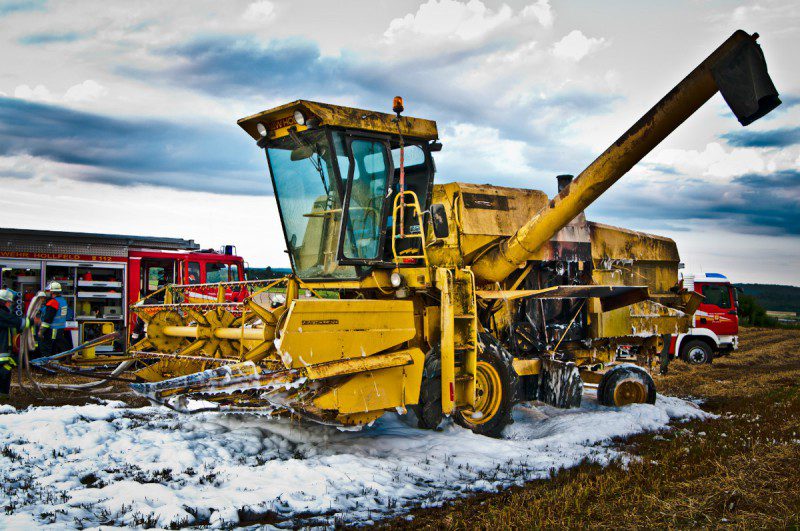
(130, 30, 780, 437)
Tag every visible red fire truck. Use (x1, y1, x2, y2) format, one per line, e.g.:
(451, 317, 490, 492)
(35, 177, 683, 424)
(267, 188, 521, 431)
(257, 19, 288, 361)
(0, 228, 245, 352)
(670, 273, 739, 364)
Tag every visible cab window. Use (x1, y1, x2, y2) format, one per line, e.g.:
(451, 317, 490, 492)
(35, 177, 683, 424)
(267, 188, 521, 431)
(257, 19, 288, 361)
(147, 267, 167, 291)
(206, 263, 230, 283)
(188, 262, 200, 284)
(230, 264, 240, 281)
(701, 284, 731, 308)
(391, 144, 425, 168)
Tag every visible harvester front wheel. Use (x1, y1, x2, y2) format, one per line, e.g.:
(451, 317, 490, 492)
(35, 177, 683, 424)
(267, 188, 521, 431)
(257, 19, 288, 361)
(414, 349, 444, 430)
(597, 365, 656, 407)
(454, 334, 518, 438)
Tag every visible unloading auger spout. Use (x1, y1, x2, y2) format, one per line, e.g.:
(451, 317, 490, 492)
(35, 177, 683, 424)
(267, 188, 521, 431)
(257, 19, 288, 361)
(470, 30, 780, 283)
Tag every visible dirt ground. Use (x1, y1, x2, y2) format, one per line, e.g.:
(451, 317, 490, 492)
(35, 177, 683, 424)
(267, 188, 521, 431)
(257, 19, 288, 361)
(386, 327, 800, 529)
(7, 328, 800, 528)
(6, 364, 148, 409)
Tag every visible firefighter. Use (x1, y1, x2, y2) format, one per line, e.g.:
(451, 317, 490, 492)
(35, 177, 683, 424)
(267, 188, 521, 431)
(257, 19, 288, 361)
(1, 289, 31, 401)
(38, 282, 72, 360)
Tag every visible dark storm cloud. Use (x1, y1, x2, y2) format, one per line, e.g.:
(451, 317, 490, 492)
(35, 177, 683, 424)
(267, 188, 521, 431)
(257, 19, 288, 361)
(732, 168, 800, 189)
(721, 126, 800, 148)
(18, 31, 84, 45)
(0, 96, 268, 195)
(123, 36, 351, 99)
(594, 168, 800, 236)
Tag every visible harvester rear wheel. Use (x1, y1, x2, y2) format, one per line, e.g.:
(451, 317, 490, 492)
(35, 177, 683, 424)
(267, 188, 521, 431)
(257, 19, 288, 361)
(454, 333, 518, 438)
(597, 365, 656, 407)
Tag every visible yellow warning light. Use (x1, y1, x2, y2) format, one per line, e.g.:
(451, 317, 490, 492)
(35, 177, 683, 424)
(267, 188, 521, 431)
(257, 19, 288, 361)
(392, 96, 404, 115)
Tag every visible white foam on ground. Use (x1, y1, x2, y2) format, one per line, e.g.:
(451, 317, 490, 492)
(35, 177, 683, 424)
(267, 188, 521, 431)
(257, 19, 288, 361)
(0, 393, 710, 528)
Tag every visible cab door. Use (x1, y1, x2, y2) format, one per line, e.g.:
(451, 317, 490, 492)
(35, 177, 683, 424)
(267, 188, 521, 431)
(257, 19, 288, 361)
(336, 136, 392, 266)
(139, 259, 177, 301)
(696, 282, 738, 336)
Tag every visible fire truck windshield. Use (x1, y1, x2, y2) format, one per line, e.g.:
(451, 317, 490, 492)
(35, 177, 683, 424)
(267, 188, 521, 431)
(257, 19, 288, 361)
(266, 130, 356, 279)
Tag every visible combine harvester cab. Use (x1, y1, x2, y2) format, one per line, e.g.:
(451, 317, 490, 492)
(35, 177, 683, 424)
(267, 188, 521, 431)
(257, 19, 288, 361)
(130, 30, 780, 437)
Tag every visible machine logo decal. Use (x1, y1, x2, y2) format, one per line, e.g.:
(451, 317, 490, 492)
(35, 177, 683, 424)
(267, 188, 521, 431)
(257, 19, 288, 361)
(301, 319, 339, 326)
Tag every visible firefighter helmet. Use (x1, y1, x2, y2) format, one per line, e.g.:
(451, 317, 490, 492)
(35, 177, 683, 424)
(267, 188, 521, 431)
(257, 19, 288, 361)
(46, 282, 62, 293)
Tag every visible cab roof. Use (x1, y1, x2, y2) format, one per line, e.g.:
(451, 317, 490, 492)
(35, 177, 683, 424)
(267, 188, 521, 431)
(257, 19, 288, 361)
(688, 273, 732, 284)
(237, 99, 439, 142)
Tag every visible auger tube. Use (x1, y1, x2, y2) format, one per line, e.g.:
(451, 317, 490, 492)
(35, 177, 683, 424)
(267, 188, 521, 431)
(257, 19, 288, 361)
(471, 30, 780, 283)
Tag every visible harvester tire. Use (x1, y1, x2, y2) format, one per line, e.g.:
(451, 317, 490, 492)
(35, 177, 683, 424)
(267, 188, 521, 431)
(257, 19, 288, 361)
(413, 349, 445, 430)
(682, 339, 713, 365)
(597, 365, 656, 407)
(454, 333, 518, 438)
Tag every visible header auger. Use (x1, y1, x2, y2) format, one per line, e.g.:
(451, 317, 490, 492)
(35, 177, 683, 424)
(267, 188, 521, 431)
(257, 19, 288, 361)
(128, 31, 779, 437)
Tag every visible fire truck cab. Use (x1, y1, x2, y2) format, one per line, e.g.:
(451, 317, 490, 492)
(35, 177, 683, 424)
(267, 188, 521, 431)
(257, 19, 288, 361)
(129, 248, 245, 305)
(671, 273, 739, 364)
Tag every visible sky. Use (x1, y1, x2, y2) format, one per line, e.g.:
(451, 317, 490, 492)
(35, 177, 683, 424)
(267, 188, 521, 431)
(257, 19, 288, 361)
(0, 0, 798, 285)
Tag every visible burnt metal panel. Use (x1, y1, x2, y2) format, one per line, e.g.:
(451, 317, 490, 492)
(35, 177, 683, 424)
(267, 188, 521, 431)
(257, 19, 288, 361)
(462, 192, 510, 211)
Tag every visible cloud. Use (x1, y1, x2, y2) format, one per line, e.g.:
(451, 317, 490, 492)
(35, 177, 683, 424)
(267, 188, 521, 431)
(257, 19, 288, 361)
(242, 0, 275, 22)
(0, 0, 45, 16)
(521, 0, 554, 28)
(721, 126, 800, 148)
(436, 122, 534, 180)
(13, 83, 54, 102)
(646, 142, 768, 180)
(551, 30, 606, 61)
(63, 80, 108, 102)
(0, 96, 266, 195)
(384, 0, 513, 43)
(18, 31, 83, 45)
(13, 80, 108, 103)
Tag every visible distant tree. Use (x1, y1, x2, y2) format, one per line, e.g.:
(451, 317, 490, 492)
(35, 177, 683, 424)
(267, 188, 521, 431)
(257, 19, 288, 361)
(738, 293, 779, 327)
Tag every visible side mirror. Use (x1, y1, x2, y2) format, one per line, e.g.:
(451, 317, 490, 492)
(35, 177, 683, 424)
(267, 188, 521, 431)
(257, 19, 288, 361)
(291, 145, 315, 161)
(430, 203, 449, 238)
(429, 141, 443, 152)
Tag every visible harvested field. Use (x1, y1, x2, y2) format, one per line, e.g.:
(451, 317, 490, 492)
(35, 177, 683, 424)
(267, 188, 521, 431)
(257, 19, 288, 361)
(388, 327, 800, 528)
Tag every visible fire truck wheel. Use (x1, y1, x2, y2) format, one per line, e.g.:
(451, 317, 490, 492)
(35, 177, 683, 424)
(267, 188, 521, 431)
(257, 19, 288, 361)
(454, 333, 518, 438)
(597, 365, 656, 407)
(413, 348, 444, 430)
(682, 339, 713, 365)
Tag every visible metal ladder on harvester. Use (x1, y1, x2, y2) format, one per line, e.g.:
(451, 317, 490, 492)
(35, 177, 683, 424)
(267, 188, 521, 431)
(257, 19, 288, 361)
(391, 190, 429, 267)
(436, 267, 478, 415)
